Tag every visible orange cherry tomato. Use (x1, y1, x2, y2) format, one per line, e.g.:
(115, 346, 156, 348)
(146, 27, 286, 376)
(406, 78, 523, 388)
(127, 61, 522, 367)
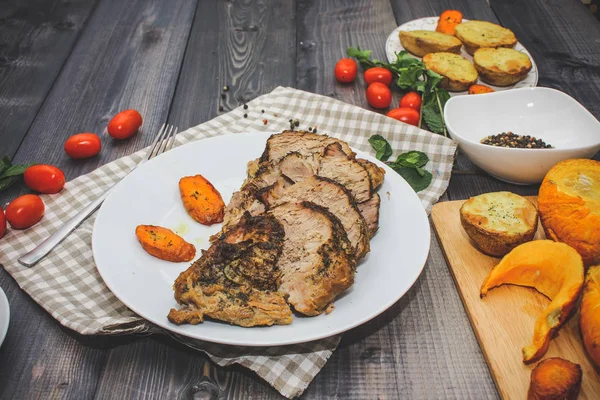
(24, 164, 66, 194)
(366, 82, 392, 109)
(5, 194, 45, 229)
(364, 67, 393, 86)
(334, 58, 358, 83)
(386, 107, 420, 126)
(107, 109, 143, 140)
(64, 133, 102, 159)
(399, 92, 422, 111)
(0, 206, 6, 239)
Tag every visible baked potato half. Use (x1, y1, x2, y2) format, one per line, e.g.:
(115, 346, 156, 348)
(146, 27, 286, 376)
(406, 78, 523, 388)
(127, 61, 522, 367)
(474, 47, 532, 86)
(460, 191, 538, 257)
(455, 20, 517, 55)
(422, 52, 478, 91)
(399, 30, 462, 57)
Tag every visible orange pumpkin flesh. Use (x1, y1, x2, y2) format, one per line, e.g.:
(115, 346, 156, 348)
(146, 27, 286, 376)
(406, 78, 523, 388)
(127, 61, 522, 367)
(480, 240, 584, 364)
(527, 357, 582, 400)
(538, 159, 600, 266)
(580, 265, 600, 368)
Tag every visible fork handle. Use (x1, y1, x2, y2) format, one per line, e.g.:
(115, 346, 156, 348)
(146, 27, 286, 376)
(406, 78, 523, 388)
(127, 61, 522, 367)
(18, 188, 113, 267)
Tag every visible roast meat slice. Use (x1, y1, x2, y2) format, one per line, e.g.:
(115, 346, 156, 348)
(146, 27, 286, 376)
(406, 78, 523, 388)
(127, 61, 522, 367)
(222, 189, 266, 232)
(168, 213, 292, 327)
(318, 155, 372, 203)
(357, 158, 385, 190)
(260, 130, 354, 164)
(268, 202, 355, 316)
(357, 192, 381, 238)
(265, 176, 370, 259)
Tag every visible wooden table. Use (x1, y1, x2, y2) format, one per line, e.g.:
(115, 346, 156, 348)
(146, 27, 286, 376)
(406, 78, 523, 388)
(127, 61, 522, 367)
(0, 0, 598, 398)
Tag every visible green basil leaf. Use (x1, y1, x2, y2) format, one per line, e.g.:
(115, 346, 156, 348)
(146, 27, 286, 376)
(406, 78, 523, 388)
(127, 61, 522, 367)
(368, 135, 393, 162)
(392, 165, 433, 192)
(1, 163, 33, 178)
(0, 156, 11, 175)
(395, 151, 429, 168)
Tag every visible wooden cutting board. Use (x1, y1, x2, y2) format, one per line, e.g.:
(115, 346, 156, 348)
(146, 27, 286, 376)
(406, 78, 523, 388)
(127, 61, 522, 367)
(431, 197, 600, 400)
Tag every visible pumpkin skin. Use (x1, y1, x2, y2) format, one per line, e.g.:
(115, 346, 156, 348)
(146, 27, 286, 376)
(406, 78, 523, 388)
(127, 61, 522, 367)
(580, 265, 600, 368)
(480, 240, 584, 364)
(538, 159, 600, 266)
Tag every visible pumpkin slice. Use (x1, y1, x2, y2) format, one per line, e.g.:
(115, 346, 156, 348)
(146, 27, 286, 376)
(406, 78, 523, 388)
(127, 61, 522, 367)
(580, 265, 600, 368)
(480, 240, 584, 364)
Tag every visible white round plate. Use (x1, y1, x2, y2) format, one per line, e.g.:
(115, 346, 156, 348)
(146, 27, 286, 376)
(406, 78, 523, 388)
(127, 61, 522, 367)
(92, 132, 430, 346)
(0, 286, 9, 347)
(385, 17, 538, 95)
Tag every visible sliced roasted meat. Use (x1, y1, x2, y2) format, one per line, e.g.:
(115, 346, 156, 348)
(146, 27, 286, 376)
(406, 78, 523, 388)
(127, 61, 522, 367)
(264, 176, 370, 259)
(222, 189, 265, 231)
(318, 155, 372, 203)
(357, 193, 381, 238)
(279, 152, 320, 183)
(260, 130, 354, 164)
(269, 202, 355, 316)
(357, 158, 386, 190)
(168, 213, 292, 327)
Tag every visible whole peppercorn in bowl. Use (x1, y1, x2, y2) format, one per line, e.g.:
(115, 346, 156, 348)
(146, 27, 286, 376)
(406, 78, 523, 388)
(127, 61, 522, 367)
(443, 87, 600, 184)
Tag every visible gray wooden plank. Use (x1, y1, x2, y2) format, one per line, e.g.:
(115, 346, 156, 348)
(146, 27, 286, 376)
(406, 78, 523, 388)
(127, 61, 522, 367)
(390, 0, 499, 24)
(168, 0, 297, 130)
(0, 0, 99, 158)
(0, 0, 199, 398)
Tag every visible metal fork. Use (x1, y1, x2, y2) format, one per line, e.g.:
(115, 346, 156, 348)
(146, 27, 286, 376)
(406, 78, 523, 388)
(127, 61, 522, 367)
(18, 124, 178, 267)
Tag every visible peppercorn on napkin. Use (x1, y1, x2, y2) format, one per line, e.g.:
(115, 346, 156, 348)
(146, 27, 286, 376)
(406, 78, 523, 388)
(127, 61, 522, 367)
(0, 86, 456, 398)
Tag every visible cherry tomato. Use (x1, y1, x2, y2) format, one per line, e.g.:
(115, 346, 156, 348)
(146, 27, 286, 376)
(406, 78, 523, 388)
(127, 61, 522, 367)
(24, 164, 66, 194)
(386, 107, 420, 126)
(64, 133, 102, 159)
(107, 109, 143, 140)
(0, 206, 6, 239)
(364, 67, 393, 86)
(334, 58, 358, 83)
(399, 92, 422, 111)
(5, 194, 45, 230)
(366, 82, 392, 109)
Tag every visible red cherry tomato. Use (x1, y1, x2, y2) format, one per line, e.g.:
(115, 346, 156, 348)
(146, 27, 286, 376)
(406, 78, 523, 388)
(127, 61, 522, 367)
(386, 107, 420, 126)
(107, 109, 143, 140)
(364, 67, 393, 86)
(334, 58, 358, 83)
(24, 165, 66, 194)
(399, 92, 422, 111)
(0, 206, 6, 239)
(5, 194, 45, 230)
(366, 82, 392, 109)
(64, 133, 102, 159)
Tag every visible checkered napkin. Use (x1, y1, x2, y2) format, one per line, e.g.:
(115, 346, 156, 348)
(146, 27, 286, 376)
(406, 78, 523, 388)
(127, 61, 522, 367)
(0, 87, 456, 398)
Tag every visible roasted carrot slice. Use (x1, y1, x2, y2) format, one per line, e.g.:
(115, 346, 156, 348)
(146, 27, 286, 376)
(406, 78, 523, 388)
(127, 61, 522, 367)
(435, 10, 463, 35)
(135, 225, 196, 262)
(468, 84, 495, 95)
(179, 174, 225, 226)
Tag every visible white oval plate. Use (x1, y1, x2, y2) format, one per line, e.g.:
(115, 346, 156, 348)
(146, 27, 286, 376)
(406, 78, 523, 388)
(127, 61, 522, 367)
(385, 17, 539, 95)
(0, 286, 9, 347)
(92, 132, 430, 346)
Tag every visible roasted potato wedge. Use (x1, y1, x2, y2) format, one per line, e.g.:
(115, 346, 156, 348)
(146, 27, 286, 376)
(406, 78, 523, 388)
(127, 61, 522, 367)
(179, 174, 225, 226)
(422, 52, 478, 91)
(460, 191, 538, 256)
(473, 47, 532, 86)
(455, 20, 517, 55)
(136, 225, 196, 262)
(399, 30, 462, 57)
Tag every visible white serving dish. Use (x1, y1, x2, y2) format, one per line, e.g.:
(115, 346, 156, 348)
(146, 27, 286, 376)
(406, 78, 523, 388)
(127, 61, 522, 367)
(444, 87, 600, 184)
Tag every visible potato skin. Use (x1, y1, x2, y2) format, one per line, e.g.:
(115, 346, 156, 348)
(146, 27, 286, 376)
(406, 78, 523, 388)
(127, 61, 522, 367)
(399, 30, 462, 57)
(460, 192, 538, 257)
(473, 47, 532, 86)
(527, 358, 582, 400)
(179, 174, 225, 226)
(135, 225, 196, 262)
(581, 265, 600, 368)
(423, 52, 478, 92)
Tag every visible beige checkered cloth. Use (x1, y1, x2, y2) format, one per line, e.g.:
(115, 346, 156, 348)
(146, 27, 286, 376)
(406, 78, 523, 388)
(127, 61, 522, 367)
(0, 87, 456, 398)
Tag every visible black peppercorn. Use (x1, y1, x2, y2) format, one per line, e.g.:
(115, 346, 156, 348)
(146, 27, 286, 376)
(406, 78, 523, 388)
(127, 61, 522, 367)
(243, 113, 247, 118)
(243, 104, 248, 110)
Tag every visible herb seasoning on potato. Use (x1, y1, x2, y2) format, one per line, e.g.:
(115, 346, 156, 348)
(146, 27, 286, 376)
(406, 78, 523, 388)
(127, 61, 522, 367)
(179, 174, 225, 226)
(136, 225, 196, 262)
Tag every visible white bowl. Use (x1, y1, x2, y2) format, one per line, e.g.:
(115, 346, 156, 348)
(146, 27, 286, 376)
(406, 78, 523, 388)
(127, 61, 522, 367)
(444, 87, 600, 184)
